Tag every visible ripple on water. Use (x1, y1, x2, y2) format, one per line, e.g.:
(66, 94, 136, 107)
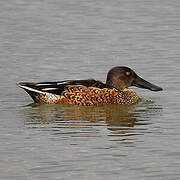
(20, 99, 162, 139)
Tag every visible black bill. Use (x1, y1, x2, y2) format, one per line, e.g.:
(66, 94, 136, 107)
(133, 76, 163, 91)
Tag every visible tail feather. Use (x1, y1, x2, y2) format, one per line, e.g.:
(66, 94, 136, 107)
(17, 82, 46, 94)
(17, 82, 47, 103)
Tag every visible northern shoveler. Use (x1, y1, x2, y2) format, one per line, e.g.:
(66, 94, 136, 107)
(17, 66, 163, 106)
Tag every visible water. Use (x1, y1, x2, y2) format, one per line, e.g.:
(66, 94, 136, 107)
(0, 0, 180, 179)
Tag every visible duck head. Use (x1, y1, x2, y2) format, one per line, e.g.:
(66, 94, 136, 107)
(106, 66, 163, 91)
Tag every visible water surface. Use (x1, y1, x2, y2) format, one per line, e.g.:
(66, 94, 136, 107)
(1, 0, 180, 179)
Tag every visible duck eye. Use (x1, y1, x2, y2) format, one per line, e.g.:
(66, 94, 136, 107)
(125, 71, 131, 76)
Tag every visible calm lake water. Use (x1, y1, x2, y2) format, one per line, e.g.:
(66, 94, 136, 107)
(1, 0, 180, 179)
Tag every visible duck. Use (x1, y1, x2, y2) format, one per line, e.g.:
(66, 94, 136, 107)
(17, 66, 162, 106)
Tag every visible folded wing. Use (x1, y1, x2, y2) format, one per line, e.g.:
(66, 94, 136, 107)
(17, 79, 106, 95)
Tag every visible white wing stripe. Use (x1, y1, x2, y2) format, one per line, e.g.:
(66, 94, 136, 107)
(35, 83, 52, 86)
(57, 82, 69, 85)
(18, 85, 46, 94)
(42, 88, 58, 91)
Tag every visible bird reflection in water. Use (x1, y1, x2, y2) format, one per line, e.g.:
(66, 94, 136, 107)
(23, 99, 162, 136)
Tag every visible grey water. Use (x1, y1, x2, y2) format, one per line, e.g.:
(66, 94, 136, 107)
(1, 0, 180, 179)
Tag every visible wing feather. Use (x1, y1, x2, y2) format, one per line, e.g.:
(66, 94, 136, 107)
(17, 79, 106, 95)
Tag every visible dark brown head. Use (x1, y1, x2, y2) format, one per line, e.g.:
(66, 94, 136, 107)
(106, 66, 163, 91)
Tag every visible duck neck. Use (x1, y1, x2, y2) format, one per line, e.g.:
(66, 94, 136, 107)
(106, 78, 124, 91)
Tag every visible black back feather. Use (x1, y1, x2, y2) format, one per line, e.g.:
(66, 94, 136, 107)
(18, 79, 106, 95)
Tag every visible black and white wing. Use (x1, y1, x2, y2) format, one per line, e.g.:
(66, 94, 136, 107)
(17, 79, 106, 95)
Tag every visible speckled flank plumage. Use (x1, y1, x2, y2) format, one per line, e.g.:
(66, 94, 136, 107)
(30, 86, 139, 106)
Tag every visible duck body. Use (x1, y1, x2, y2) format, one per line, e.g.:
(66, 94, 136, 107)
(17, 66, 162, 106)
(18, 80, 138, 105)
